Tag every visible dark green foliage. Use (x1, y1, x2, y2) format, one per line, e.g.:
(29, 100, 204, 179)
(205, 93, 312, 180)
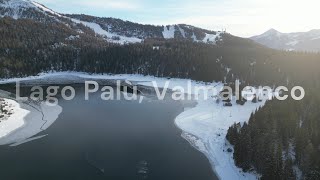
(227, 87, 320, 179)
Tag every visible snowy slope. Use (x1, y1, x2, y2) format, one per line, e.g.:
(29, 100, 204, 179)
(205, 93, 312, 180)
(31, 1, 61, 17)
(163, 25, 176, 39)
(70, 18, 143, 44)
(0, 0, 143, 44)
(0, 0, 62, 19)
(0, 0, 35, 19)
(251, 28, 320, 52)
(162, 24, 223, 43)
(202, 32, 222, 44)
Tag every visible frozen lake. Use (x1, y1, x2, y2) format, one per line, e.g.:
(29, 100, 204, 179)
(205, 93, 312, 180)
(0, 84, 217, 180)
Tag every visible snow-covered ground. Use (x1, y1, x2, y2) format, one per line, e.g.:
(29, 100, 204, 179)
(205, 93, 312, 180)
(0, 98, 62, 146)
(31, 1, 62, 17)
(163, 25, 176, 39)
(0, 72, 265, 179)
(0, 0, 62, 20)
(175, 95, 264, 180)
(70, 18, 143, 44)
(0, 0, 34, 19)
(202, 32, 222, 44)
(162, 25, 223, 44)
(0, 99, 29, 139)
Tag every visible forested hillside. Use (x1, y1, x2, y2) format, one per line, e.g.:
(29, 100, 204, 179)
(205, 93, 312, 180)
(1, 16, 320, 87)
(227, 85, 320, 179)
(66, 14, 223, 42)
(1, 0, 318, 86)
(226, 53, 320, 179)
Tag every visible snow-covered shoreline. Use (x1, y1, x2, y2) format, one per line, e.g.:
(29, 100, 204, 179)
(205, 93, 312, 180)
(174, 97, 265, 180)
(0, 97, 62, 146)
(0, 99, 29, 139)
(0, 72, 266, 179)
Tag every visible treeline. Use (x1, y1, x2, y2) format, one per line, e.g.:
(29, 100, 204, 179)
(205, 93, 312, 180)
(2, 17, 320, 87)
(227, 85, 320, 179)
(225, 34, 320, 179)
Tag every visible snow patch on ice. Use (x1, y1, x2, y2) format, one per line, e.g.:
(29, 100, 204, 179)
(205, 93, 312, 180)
(0, 98, 62, 146)
(182, 132, 208, 153)
(0, 99, 29, 138)
(9, 134, 48, 147)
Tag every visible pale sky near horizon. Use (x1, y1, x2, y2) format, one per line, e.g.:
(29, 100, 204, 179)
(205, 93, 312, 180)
(35, 0, 320, 37)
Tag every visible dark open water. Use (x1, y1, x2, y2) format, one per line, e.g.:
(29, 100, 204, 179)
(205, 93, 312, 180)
(0, 85, 218, 180)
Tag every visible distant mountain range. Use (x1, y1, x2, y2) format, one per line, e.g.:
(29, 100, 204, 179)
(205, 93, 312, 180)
(0, 0, 225, 45)
(251, 28, 320, 52)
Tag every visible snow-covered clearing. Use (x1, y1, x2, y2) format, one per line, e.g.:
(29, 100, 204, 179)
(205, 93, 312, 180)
(70, 19, 142, 44)
(202, 32, 222, 44)
(10, 134, 48, 147)
(162, 25, 176, 39)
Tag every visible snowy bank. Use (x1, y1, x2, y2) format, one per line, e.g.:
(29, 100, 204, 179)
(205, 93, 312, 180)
(175, 96, 264, 180)
(0, 98, 62, 146)
(0, 99, 29, 139)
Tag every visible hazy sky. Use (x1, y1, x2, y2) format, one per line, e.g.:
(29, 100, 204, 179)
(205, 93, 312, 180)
(36, 0, 320, 37)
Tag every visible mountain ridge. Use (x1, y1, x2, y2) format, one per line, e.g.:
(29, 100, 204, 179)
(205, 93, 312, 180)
(251, 28, 320, 52)
(0, 0, 226, 45)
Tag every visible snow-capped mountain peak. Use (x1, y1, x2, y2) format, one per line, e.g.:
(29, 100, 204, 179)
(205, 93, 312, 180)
(251, 28, 320, 52)
(262, 28, 282, 36)
(0, 0, 34, 19)
(0, 0, 62, 20)
(31, 1, 61, 17)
